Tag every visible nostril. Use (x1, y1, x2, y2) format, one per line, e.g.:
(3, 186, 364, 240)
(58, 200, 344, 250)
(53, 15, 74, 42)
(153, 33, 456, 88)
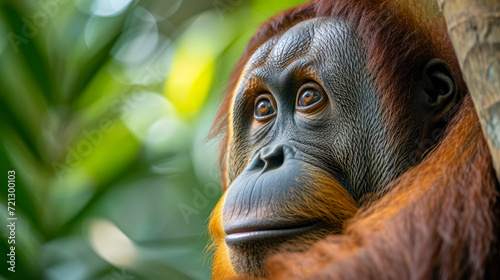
(247, 144, 295, 172)
(266, 154, 284, 170)
(255, 157, 265, 169)
(247, 152, 265, 171)
(260, 145, 286, 171)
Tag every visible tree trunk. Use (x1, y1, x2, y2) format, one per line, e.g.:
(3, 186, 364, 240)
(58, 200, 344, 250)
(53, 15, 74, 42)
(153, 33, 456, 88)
(437, 0, 500, 181)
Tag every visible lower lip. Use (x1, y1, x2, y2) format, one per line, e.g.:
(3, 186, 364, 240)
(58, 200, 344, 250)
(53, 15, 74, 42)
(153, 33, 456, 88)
(225, 223, 319, 246)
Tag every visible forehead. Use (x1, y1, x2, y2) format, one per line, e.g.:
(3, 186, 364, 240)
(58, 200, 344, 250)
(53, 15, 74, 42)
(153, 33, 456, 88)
(244, 17, 361, 74)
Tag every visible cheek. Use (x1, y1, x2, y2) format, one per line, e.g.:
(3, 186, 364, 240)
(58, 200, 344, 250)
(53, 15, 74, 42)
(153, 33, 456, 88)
(227, 142, 252, 184)
(227, 109, 255, 183)
(329, 128, 354, 165)
(273, 169, 358, 227)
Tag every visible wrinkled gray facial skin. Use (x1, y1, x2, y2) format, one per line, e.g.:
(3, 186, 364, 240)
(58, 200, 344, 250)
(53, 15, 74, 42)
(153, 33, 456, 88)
(222, 18, 418, 276)
(229, 17, 410, 202)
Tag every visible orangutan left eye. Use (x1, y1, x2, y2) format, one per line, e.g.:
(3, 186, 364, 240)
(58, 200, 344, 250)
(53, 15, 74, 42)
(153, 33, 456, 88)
(297, 89, 322, 108)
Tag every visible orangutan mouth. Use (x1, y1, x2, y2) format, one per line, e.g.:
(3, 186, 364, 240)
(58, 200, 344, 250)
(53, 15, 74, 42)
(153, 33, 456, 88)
(224, 220, 321, 246)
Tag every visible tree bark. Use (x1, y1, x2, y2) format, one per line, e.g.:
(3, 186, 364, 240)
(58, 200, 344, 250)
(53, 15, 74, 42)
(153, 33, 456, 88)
(437, 0, 500, 181)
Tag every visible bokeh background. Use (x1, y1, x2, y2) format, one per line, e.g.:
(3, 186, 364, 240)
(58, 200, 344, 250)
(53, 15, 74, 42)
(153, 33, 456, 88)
(0, 0, 305, 279)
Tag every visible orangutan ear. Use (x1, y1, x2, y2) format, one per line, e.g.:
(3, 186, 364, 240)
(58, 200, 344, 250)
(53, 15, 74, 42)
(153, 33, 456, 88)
(413, 58, 459, 121)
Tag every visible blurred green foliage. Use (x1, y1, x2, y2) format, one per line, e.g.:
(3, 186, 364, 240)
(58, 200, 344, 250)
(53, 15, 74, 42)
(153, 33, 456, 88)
(0, 0, 304, 279)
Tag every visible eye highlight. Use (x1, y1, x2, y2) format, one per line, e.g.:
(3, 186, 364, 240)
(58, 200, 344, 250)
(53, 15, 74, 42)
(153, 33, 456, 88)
(254, 94, 276, 120)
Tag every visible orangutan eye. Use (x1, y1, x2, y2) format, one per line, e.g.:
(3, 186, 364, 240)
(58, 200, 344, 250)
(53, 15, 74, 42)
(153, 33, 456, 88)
(254, 97, 276, 119)
(297, 89, 322, 108)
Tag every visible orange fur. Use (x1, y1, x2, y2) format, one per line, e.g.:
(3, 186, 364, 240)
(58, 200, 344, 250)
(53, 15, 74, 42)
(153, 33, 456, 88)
(267, 96, 499, 279)
(275, 171, 358, 229)
(209, 0, 500, 278)
(209, 192, 238, 279)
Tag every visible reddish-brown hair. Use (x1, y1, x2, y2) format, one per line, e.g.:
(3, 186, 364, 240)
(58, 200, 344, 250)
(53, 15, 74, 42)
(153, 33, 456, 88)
(210, 0, 499, 278)
(267, 95, 499, 279)
(211, 0, 467, 190)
